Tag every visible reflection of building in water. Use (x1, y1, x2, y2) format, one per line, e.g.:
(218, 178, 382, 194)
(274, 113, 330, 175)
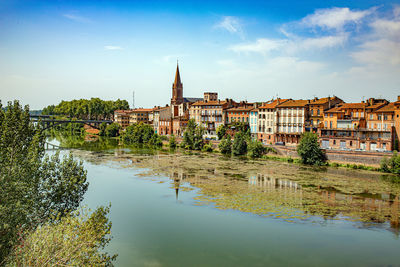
(249, 174, 301, 190)
(169, 169, 199, 200)
(320, 190, 400, 227)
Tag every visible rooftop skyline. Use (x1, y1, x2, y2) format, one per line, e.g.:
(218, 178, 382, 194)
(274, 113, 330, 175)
(1, 0, 399, 109)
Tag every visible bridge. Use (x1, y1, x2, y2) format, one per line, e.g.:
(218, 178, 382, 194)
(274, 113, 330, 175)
(30, 115, 113, 130)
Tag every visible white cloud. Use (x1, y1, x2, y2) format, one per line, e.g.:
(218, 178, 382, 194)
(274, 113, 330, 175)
(351, 6, 400, 66)
(370, 19, 400, 40)
(229, 38, 286, 54)
(351, 39, 400, 65)
(214, 16, 244, 39)
(230, 34, 347, 55)
(63, 13, 91, 23)
(104, 46, 123, 50)
(301, 7, 374, 30)
(296, 34, 348, 50)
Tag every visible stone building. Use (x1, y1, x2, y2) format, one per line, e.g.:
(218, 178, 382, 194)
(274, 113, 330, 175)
(308, 96, 343, 130)
(257, 98, 289, 144)
(114, 110, 132, 129)
(320, 99, 396, 151)
(189, 94, 236, 137)
(129, 108, 152, 124)
(275, 99, 310, 145)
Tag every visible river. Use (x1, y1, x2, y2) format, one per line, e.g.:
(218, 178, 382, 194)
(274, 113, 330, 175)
(50, 137, 400, 266)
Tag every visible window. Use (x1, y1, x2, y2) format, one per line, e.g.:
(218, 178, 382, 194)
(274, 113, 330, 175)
(330, 122, 332, 128)
(370, 114, 373, 119)
(330, 114, 333, 118)
(317, 110, 320, 116)
(384, 115, 388, 120)
(325, 121, 328, 127)
(378, 115, 382, 120)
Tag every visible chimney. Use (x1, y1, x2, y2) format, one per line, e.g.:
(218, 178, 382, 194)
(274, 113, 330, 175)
(398, 95, 400, 101)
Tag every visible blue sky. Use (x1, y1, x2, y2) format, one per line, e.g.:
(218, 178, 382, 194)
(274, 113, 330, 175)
(0, 0, 399, 109)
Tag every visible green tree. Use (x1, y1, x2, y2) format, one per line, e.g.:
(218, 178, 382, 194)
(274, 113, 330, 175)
(105, 123, 121, 137)
(0, 101, 88, 260)
(297, 132, 326, 166)
(180, 119, 204, 150)
(202, 143, 213, 152)
(218, 135, 232, 155)
(169, 135, 177, 149)
(247, 140, 265, 158)
(99, 122, 107, 136)
(149, 134, 163, 148)
(122, 123, 156, 145)
(216, 125, 227, 140)
(380, 151, 400, 175)
(6, 206, 116, 266)
(232, 132, 247, 156)
(42, 98, 129, 120)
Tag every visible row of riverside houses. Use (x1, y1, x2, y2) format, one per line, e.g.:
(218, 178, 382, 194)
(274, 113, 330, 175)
(114, 63, 400, 152)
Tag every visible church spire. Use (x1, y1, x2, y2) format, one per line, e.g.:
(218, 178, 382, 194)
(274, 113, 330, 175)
(171, 62, 183, 105)
(173, 62, 182, 87)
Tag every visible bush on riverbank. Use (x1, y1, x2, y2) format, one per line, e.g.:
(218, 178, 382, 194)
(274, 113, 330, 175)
(180, 119, 204, 150)
(232, 132, 247, 156)
(219, 135, 232, 155)
(0, 101, 107, 262)
(169, 135, 177, 149)
(380, 151, 400, 174)
(202, 143, 213, 152)
(122, 123, 162, 147)
(104, 122, 121, 137)
(216, 124, 227, 140)
(6, 206, 116, 266)
(297, 132, 327, 166)
(247, 140, 265, 158)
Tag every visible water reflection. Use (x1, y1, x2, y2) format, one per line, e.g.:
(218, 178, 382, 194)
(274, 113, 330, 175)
(64, 138, 400, 234)
(248, 173, 399, 231)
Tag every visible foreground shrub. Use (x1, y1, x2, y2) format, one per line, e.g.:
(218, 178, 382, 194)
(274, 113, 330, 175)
(297, 132, 326, 166)
(7, 206, 116, 266)
(0, 101, 88, 260)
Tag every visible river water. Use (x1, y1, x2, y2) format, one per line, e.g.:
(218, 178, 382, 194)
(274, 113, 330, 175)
(50, 137, 400, 266)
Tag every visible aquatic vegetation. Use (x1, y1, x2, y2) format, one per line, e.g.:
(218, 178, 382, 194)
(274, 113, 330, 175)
(70, 148, 400, 232)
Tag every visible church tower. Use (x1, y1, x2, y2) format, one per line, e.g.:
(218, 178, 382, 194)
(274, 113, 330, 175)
(171, 63, 183, 105)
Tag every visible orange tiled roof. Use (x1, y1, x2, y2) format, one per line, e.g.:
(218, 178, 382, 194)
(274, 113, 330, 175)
(339, 103, 367, 109)
(308, 96, 342, 105)
(276, 99, 309, 108)
(259, 99, 290, 109)
(192, 100, 228, 106)
(227, 106, 254, 112)
(131, 108, 153, 112)
(365, 103, 386, 110)
(154, 106, 170, 111)
(374, 103, 396, 113)
(114, 110, 132, 115)
(325, 106, 343, 113)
